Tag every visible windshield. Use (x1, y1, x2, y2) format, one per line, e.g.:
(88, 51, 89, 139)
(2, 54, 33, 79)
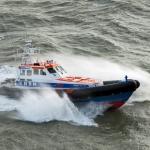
(55, 66, 67, 74)
(47, 68, 56, 73)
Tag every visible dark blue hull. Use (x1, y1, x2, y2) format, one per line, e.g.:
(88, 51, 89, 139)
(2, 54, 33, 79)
(73, 91, 133, 109)
(0, 79, 140, 110)
(67, 79, 140, 110)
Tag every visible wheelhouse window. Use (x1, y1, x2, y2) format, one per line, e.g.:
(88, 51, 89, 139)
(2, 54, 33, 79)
(47, 68, 56, 74)
(55, 66, 67, 74)
(40, 69, 46, 75)
(20, 69, 25, 75)
(27, 70, 32, 76)
(58, 66, 66, 72)
(33, 69, 39, 75)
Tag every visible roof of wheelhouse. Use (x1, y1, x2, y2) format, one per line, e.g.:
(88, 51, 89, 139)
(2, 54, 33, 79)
(19, 60, 60, 69)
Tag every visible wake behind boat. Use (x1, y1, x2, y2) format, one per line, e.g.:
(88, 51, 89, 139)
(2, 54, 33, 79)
(0, 41, 140, 111)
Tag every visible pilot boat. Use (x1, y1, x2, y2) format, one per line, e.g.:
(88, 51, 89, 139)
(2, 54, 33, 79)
(0, 41, 140, 110)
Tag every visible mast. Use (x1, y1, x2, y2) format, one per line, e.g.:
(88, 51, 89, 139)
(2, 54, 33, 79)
(16, 40, 40, 64)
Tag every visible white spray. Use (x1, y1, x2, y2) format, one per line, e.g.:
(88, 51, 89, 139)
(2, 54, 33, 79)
(16, 90, 97, 126)
(0, 90, 97, 126)
(49, 53, 150, 102)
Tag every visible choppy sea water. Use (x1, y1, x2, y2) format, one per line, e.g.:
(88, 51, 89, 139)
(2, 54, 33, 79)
(0, 0, 150, 149)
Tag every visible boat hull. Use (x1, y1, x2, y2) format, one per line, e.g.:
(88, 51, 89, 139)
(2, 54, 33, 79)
(72, 91, 133, 110)
(65, 79, 140, 110)
(0, 79, 140, 111)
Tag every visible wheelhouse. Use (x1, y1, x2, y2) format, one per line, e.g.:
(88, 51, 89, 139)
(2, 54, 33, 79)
(18, 60, 67, 80)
